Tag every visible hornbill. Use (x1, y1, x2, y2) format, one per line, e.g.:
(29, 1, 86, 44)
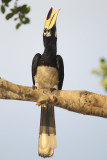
(32, 8, 64, 157)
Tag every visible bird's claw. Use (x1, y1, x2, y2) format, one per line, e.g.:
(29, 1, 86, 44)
(36, 102, 41, 106)
(50, 88, 56, 92)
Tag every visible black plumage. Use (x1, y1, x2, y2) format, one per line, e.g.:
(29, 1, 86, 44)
(56, 55, 64, 90)
(32, 53, 41, 85)
(31, 7, 64, 157)
(32, 52, 64, 90)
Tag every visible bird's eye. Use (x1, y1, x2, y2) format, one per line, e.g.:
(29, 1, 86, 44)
(44, 28, 48, 33)
(48, 29, 51, 32)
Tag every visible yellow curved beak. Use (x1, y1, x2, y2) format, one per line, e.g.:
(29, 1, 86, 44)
(44, 8, 60, 30)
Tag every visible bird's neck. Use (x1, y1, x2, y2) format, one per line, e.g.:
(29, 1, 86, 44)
(44, 47, 56, 55)
(43, 36, 57, 55)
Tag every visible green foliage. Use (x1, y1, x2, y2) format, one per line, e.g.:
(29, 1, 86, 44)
(16, 22, 21, 29)
(92, 58, 107, 91)
(6, 12, 14, 19)
(1, 0, 11, 6)
(1, 5, 5, 13)
(0, 0, 30, 29)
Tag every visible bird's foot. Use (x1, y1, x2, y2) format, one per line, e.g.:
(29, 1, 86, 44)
(50, 88, 56, 92)
(36, 102, 41, 106)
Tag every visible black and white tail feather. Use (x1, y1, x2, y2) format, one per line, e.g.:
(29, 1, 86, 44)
(39, 105, 57, 157)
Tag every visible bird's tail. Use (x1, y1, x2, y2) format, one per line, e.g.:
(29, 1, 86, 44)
(38, 105, 57, 157)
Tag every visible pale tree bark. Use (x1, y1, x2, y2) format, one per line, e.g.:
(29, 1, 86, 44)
(0, 77, 107, 118)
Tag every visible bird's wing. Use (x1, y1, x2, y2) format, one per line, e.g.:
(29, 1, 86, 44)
(56, 55, 64, 90)
(32, 53, 41, 85)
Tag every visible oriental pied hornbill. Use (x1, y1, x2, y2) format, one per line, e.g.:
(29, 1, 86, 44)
(32, 8, 64, 157)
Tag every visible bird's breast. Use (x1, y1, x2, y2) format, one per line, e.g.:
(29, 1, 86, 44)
(35, 66, 59, 89)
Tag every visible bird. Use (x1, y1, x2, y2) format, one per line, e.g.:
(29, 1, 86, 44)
(32, 7, 64, 158)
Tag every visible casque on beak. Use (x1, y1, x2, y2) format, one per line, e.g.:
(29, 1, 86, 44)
(44, 8, 60, 30)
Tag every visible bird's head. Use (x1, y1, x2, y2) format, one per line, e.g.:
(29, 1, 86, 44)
(43, 8, 60, 52)
(43, 7, 60, 38)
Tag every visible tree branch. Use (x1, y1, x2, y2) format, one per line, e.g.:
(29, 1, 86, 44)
(0, 78, 107, 118)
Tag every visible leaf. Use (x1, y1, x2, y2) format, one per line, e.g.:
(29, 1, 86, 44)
(6, 13, 14, 20)
(5, 3, 9, 7)
(101, 79, 107, 86)
(19, 5, 30, 14)
(13, 7, 18, 14)
(18, 5, 27, 13)
(92, 69, 99, 74)
(100, 61, 105, 70)
(14, 17, 18, 21)
(1, 5, 5, 14)
(25, 7, 30, 14)
(10, 8, 14, 12)
(2, 0, 11, 3)
(10, 7, 18, 14)
(22, 17, 30, 24)
(16, 23, 21, 29)
(100, 58, 105, 63)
